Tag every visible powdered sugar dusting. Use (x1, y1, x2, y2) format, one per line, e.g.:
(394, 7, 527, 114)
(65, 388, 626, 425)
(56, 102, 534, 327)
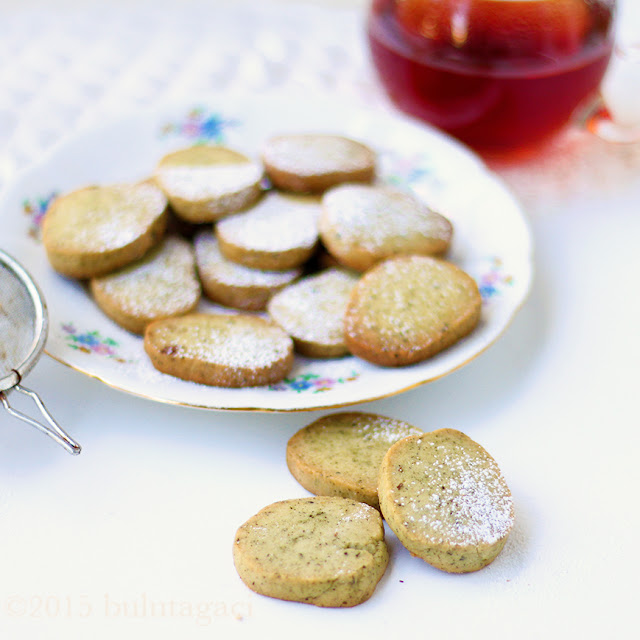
(263, 134, 375, 176)
(194, 231, 301, 287)
(151, 314, 292, 369)
(388, 431, 514, 547)
(216, 192, 320, 253)
(92, 235, 200, 318)
(301, 413, 422, 455)
(350, 414, 422, 444)
(156, 163, 263, 201)
(351, 256, 478, 347)
(321, 184, 452, 252)
(46, 183, 167, 251)
(268, 268, 358, 347)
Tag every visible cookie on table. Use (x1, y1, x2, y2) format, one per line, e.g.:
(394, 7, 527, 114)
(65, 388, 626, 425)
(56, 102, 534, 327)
(194, 230, 301, 311)
(378, 429, 514, 573)
(90, 235, 200, 335)
(215, 191, 320, 271)
(287, 412, 423, 508)
(153, 146, 263, 223)
(144, 313, 294, 388)
(233, 496, 389, 607)
(261, 134, 376, 193)
(344, 255, 481, 367)
(319, 184, 453, 272)
(42, 182, 168, 279)
(267, 268, 359, 358)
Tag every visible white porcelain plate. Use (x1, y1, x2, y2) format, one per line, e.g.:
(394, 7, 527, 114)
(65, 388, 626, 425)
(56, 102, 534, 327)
(0, 93, 533, 411)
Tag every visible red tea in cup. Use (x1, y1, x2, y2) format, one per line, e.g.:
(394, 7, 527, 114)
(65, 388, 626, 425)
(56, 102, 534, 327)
(368, 0, 616, 154)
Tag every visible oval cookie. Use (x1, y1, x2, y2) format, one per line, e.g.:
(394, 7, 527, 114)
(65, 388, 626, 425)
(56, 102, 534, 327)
(42, 182, 168, 279)
(194, 231, 301, 311)
(233, 497, 389, 607)
(154, 146, 263, 223)
(287, 412, 423, 508)
(378, 429, 515, 573)
(262, 134, 376, 193)
(215, 191, 320, 271)
(344, 255, 481, 367)
(320, 184, 453, 271)
(268, 268, 359, 358)
(144, 313, 294, 387)
(90, 235, 201, 334)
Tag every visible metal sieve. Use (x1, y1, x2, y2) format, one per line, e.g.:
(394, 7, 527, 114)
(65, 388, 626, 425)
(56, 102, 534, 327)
(0, 248, 81, 454)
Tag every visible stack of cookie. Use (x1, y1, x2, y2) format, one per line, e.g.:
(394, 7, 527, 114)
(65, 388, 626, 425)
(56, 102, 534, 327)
(233, 412, 515, 607)
(42, 132, 482, 387)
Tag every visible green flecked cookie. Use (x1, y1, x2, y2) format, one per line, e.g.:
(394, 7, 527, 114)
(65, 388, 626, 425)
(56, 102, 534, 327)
(344, 255, 481, 367)
(154, 145, 263, 223)
(319, 184, 452, 272)
(143, 313, 293, 388)
(287, 412, 422, 508)
(90, 235, 200, 335)
(42, 182, 168, 279)
(261, 134, 376, 193)
(267, 268, 359, 358)
(233, 496, 389, 607)
(378, 429, 515, 573)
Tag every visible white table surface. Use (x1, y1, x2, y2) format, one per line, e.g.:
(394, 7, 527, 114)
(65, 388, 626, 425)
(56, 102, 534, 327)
(0, 1, 638, 639)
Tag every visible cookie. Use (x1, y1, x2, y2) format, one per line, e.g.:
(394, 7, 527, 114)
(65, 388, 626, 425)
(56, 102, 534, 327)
(287, 412, 423, 508)
(154, 146, 263, 223)
(215, 191, 320, 271)
(42, 182, 168, 279)
(378, 429, 514, 573)
(144, 313, 294, 387)
(194, 230, 301, 311)
(267, 268, 359, 358)
(319, 184, 453, 272)
(233, 496, 389, 607)
(344, 255, 481, 367)
(262, 134, 376, 193)
(90, 235, 201, 335)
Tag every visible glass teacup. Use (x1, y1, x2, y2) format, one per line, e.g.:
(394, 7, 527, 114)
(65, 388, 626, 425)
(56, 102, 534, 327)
(368, 0, 617, 155)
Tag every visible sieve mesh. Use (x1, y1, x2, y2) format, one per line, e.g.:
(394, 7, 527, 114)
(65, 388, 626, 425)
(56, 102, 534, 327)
(0, 261, 37, 378)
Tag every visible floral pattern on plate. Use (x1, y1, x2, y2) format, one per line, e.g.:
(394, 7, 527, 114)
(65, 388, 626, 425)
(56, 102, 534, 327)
(380, 149, 445, 192)
(61, 323, 131, 364)
(23, 191, 57, 240)
(478, 257, 515, 302)
(160, 107, 239, 144)
(2, 94, 532, 410)
(269, 370, 360, 393)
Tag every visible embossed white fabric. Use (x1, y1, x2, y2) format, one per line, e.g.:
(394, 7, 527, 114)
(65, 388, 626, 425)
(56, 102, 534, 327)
(1, 0, 639, 203)
(0, 0, 382, 188)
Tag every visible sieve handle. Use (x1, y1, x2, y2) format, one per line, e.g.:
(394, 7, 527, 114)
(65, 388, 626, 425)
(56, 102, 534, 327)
(0, 384, 81, 455)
